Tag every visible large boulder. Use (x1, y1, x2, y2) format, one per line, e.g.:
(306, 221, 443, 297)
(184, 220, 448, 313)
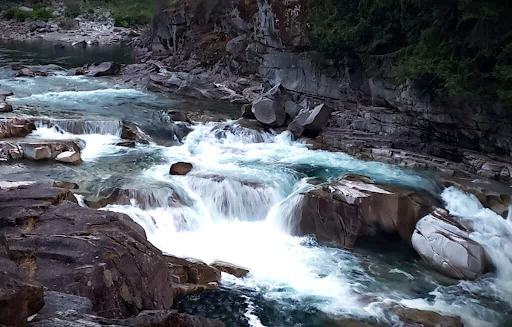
(0, 119, 35, 139)
(76, 62, 122, 77)
(170, 162, 194, 175)
(288, 104, 334, 137)
(0, 183, 175, 319)
(412, 208, 488, 280)
(250, 84, 290, 127)
(291, 174, 437, 248)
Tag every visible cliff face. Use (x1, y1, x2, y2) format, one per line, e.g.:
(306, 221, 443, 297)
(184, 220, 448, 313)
(140, 0, 512, 181)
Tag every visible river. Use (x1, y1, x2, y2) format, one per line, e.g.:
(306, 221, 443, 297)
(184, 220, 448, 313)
(1, 40, 511, 327)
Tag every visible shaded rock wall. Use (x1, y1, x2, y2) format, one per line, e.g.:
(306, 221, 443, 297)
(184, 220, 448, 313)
(141, 0, 512, 167)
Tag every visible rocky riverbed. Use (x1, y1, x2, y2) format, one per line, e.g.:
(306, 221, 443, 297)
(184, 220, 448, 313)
(1, 2, 512, 327)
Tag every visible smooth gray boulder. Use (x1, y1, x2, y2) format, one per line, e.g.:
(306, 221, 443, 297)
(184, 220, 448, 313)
(251, 97, 286, 127)
(412, 209, 488, 280)
(288, 104, 333, 137)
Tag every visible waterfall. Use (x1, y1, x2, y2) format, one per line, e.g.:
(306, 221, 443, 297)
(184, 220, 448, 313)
(442, 187, 512, 304)
(35, 119, 123, 136)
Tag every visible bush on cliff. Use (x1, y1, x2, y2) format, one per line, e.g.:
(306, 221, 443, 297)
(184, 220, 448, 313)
(4, 6, 53, 22)
(305, 0, 512, 104)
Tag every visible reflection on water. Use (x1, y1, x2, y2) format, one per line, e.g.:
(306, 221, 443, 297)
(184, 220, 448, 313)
(0, 39, 133, 68)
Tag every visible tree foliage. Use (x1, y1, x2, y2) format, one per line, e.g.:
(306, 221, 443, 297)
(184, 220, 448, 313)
(304, 0, 512, 104)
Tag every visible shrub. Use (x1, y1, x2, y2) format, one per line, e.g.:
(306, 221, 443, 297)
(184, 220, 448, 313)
(64, 3, 82, 18)
(304, 0, 512, 105)
(4, 7, 53, 22)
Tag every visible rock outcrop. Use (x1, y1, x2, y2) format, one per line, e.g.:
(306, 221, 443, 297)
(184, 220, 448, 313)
(412, 209, 488, 280)
(211, 260, 249, 278)
(0, 118, 35, 139)
(0, 182, 224, 325)
(121, 121, 151, 144)
(135, 0, 512, 182)
(0, 140, 82, 163)
(291, 174, 437, 248)
(0, 234, 45, 326)
(76, 61, 122, 77)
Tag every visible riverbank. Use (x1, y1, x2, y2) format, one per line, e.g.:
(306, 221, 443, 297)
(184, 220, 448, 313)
(0, 4, 139, 46)
(1, 37, 512, 327)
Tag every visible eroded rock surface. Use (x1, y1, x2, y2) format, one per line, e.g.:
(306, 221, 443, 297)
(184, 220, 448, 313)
(412, 209, 488, 280)
(292, 174, 437, 248)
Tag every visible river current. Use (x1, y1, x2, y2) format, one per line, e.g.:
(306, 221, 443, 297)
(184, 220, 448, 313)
(1, 41, 511, 327)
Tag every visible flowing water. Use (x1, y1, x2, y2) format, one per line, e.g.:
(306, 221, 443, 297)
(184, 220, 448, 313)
(1, 41, 512, 327)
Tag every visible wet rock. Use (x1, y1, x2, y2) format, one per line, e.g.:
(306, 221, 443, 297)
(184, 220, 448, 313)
(0, 234, 45, 327)
(292, 174, 437, 248)
(52, 181, 79, 190)
(72, 40, 87, 48)
(395, 307, 463, 327)
(1, 188, 175, 319)
(24, 145, 52, 160)
(55, 150, 82, 165)
(116, 141, 137, 147)
(0, 140, 81, 163)
(166, 255, 221, 285)
(0, 118, 35, 138)
(168, 110, 191, 123)
(85, 187, 182, 210)
(16, 67, 36, 77)
(170, 162, 194, 175)
(32, 309, 224, 327)
(211, 260, 249, 278)
(412, 208, 488, 280)
(76, 61, 122, 77)
(121, 121, 151, 144)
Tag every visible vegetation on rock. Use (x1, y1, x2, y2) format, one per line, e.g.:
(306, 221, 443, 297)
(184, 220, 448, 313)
(4, 5, 53, 22)
(305, 0, 512, 104)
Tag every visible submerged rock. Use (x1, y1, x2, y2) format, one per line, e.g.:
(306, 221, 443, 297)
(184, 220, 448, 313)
(170, 162, 194, 175)
(395, 307, 463, 327)
(292, 174, 437, 248)
(211, 260, 249, 278)
(412, 208, 488, 280)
